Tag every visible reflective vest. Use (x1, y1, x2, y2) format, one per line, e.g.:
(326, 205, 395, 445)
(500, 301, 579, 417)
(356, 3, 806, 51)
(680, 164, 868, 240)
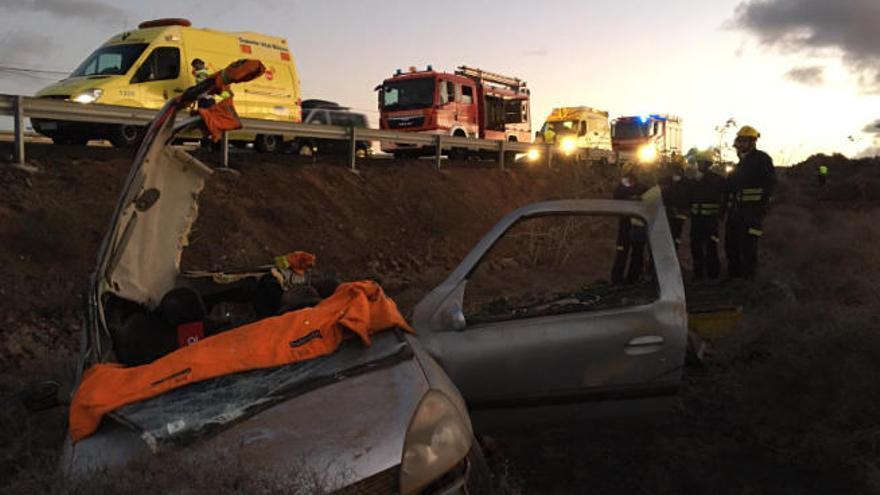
(819, 165, 828, 175)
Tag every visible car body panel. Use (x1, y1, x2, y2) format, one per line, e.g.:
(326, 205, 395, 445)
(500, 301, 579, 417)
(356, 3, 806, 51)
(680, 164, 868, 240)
(412, 190, 688, 408)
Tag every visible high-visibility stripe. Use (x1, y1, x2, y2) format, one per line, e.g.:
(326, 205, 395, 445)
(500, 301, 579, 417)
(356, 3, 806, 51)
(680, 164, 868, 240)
(616, 245, 625, 251)
(742, 188, 764, 194)
(675, 214, 689, 220)
(631, 218, 646, 227)
(748, 228, 763, 237)
(710, 235, 720, 243)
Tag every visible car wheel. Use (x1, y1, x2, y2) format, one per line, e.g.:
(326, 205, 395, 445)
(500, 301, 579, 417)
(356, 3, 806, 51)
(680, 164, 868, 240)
(109, 125, 143, 148)
(255, 134, 281, 153)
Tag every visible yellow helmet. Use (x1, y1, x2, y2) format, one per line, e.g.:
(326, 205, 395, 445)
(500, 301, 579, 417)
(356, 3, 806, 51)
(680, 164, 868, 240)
(737, 125, 760, 139)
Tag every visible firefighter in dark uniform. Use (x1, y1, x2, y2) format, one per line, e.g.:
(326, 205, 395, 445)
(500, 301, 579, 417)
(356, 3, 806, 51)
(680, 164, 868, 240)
(689, 152, 725, 281)
(612, 170, 649, 285)
(725, 126, 776, 279)
(660, 161, 689, 251)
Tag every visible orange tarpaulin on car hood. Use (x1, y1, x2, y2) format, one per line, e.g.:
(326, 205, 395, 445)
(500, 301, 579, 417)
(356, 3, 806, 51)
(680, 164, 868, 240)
(69, 281, 414, 443)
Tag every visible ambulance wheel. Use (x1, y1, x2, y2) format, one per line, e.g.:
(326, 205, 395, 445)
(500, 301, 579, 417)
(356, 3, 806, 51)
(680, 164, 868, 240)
(255, 134, 281, 153)
(109, 125, 143, 148)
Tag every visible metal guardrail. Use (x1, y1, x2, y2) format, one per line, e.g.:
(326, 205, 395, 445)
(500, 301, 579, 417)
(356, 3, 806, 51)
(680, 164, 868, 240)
(0, 93, 552, 170)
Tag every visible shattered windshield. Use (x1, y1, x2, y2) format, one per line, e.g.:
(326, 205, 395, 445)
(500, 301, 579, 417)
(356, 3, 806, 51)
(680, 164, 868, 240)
(382, 77, 436, 111)
(111, 331, 411, 447)
(71, 43, 149, 77)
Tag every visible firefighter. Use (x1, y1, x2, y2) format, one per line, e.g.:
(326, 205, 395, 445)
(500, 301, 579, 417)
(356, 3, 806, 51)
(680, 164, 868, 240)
(818, 164, 829, 186)
(689, 152, 725, 281)
(725, 126, 776, 279)
(660, 161, 689, 251)
(611, 170, 649, 285)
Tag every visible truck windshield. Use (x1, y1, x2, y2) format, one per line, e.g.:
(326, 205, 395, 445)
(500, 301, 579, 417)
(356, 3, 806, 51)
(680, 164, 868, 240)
(612, 121, 652, 139)
(382, 77, 435, 111)
(544, 120, 578, 135)
(71, 43, 149, 77)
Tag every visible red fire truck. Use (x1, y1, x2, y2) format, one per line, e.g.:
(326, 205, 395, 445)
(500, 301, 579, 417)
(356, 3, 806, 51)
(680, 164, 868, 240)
(612, 114, 683, 165)
(377, 65, 531, 158)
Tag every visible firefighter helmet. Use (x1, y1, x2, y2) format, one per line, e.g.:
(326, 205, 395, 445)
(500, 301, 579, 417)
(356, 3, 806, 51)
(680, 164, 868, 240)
(737, 126, 760, 139)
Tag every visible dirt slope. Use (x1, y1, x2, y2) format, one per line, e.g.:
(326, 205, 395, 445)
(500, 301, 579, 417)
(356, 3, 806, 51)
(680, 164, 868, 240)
(0, 143, 617, 376)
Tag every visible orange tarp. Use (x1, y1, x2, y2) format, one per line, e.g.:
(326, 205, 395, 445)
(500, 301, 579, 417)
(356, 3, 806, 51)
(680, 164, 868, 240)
(69, 281, 414, 443)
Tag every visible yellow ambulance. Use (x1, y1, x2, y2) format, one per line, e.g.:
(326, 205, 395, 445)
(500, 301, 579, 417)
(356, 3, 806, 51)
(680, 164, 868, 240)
(33, 18, 301, 151)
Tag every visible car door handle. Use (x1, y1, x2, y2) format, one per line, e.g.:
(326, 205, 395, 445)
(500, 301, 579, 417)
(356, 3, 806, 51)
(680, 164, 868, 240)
(624, 335, 665, 356)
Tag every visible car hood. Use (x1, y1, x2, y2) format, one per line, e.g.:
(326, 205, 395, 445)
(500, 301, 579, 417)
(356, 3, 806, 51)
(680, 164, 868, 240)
(63, 333, 430, 491)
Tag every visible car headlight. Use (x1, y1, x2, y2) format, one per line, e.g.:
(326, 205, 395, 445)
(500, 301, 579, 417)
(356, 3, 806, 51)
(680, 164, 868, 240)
(638, 144, 658, 163)
(72, 88, 103, 104)
(559, 137, 577, 155)
(400, 390, 473, 495)
(527, 148, 540, 161)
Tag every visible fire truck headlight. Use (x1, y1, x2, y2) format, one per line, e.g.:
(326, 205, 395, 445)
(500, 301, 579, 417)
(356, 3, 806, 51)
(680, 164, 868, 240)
(527, 148, 540, 161)
(560, 137, 577, 155)
(638, 144, 658, 163)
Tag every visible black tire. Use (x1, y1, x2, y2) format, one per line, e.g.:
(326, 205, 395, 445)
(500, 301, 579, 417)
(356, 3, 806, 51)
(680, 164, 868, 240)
(255, 134, 281, 153)
(109, 125, 143, 148)
(51, 136, 89, 146)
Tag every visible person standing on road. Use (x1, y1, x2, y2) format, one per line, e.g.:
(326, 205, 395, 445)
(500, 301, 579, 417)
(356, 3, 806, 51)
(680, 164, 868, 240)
(191, 59, 215, 109)
(725, 126, 776, 279)
(612, 170, 649, 285)
(689, 152, 725, 281)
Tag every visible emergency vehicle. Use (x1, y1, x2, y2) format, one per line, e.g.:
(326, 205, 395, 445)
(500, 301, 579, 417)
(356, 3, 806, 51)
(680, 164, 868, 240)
(376, 65, 531, 158)
(33, 18, 301, 151)
(534, 106, 612, 162)
(612, 114, 683, 165)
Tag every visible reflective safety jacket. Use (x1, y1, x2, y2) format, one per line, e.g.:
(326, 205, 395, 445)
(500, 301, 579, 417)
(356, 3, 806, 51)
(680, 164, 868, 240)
(69, 281, 414, 443)
(727, 149, 776, 214)
(689, 171, 726, 218)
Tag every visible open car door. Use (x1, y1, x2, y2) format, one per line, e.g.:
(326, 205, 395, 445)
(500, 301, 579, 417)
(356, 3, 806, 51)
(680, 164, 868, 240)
(411, 188, 687, 410)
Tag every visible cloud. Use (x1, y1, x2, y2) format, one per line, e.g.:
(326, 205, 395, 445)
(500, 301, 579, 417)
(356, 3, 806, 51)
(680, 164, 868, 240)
(862, 119, 880, 134)
(732, 0, 880, 92)
(784, 65, 824, 86)
(0, 31, 58, 81)
(0, 0, 125, 22)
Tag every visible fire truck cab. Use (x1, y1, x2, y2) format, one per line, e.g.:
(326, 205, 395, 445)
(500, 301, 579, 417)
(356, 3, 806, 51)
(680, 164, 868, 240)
(612, 114, 683, 165)
(377, 65, 531, 158)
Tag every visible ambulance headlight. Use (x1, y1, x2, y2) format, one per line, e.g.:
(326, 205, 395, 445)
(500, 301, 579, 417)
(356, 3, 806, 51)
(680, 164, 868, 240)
(400, 390, 472, 495)
(638, 144, 658, 163)
(527, 148, 540, 161)
(72, 89, 103, 104)
(560, 137, 577, 155)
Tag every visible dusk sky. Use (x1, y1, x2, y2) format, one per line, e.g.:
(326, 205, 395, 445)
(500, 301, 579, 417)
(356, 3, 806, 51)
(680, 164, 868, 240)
(1, 0, 878, 163)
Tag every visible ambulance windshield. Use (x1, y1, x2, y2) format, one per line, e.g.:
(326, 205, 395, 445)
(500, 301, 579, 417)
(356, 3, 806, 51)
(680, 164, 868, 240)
(72, 43, 149, 77)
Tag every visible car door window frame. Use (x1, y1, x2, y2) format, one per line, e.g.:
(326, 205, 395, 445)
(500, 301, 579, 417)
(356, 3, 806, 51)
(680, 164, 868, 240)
(131, 46, 181, 84)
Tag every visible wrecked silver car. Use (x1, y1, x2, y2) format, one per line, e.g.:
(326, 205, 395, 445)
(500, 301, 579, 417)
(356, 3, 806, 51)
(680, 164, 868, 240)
(61, 61, 689, 494)
(62, 64, 490, 494)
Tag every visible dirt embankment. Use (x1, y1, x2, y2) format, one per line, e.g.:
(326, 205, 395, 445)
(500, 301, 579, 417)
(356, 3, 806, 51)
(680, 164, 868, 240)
(0, 143, 618, 377)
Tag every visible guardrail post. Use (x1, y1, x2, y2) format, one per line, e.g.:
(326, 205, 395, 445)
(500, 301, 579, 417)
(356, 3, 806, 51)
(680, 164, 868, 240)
(434, 135, 443, 170)
(221, 131, 229, 168)
(497, 140, 506, 170)
(349, 126, 357, 172)
(14, 95, 25, 166)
